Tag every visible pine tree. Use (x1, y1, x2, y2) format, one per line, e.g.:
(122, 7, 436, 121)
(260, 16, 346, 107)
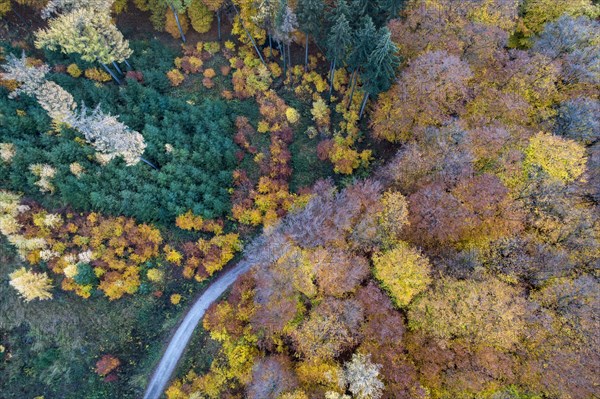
(297, 0, 324, 70)
(326, 12, 352, 100)
(9, 267, 54, 302)
(375, 0, 405, 24)
(346, 16, 377, 108)
(359, 27, 399, 118)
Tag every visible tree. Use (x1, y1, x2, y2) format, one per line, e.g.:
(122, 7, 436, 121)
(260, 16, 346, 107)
(524, 132, 587, 184)
(346, 16, 377, 109)
(532, 15, 600, 84)
(296, 0, 325, 70)
(247, 356, 298, 399)
(326, 10, 352, 100)
(164, 0, 193, 42)
(343, 353, 385, 399)
(372, 242, 432, 308)
(95, 354, 121, 376)
(408, 276, 527, 350)
(34, 9, 133, 82)
(9, 267, 53, 302)
(273, 1, 298, 75)
(0, 0, 10, 19)
(1, 53, 76, 123)
(41, 0, 113, 19)
(291, 298, 364, 360)
(66, 104, 147, 166)
(1, 52, 49, 99)
(376, 0, 404, 22)
(554, 97, 600, 144)
(518, 0, 599, 41)
(358, 26, 400, 118)
(188, 0, 214, 34)
(371, 51, 472, 142)
(201, 0, 225, 39)
(165, 8, 189, 38)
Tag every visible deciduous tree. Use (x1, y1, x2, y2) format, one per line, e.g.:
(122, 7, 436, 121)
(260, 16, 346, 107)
(9, 267, 53, 302)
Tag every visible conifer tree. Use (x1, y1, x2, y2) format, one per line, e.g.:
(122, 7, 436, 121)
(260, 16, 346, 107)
(326, 11, 352, 100)
(346, 15, 377, 108)
(297, 0, 324, 70)
(359, 27, 399, 118)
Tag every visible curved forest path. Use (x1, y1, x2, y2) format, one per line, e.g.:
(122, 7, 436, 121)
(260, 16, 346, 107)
(142, 260, 252, 399)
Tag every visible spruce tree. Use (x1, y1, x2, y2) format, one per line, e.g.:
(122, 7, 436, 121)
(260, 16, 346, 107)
(297, 0, 325, 70)
(347, 16, 378, 108)
(359, 27, 400, 118)
(326, 12, 352, 100)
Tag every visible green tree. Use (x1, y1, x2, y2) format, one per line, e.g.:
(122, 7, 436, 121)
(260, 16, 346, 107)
(297, 0, 325, 70)
(326, 12, 352, 100)
(359, 27, 399, 118)
(346, 15, 377, 108)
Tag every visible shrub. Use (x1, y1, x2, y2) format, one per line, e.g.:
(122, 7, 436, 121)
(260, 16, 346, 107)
(167, 69, 185, 86)
(203, 68, 216, 78)
(204, 41, 220, 55)
(285, 107, 300, 124)
(66, 64, 82, 78)
(84, 68, 111, 82)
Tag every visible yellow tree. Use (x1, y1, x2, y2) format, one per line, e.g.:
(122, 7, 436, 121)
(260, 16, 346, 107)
(9, 267, 53, 302)
(372, 241, 431, 308)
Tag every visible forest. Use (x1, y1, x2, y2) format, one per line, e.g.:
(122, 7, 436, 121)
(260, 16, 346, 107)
(0, 0, 598, 398)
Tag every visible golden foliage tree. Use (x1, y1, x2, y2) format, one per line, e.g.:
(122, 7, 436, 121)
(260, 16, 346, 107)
(9, 267, 53, 302)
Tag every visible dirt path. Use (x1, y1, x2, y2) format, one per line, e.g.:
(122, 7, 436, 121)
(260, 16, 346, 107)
(142, 260, 252, 399)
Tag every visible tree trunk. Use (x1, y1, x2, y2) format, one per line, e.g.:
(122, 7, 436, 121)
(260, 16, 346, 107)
(233, 4, 266, 65)
(170, 4, 186, 43)
(328, 58, 336, 102)
(304, 35, 309, 71)
(359, 92, 370, 120)
(124, 59, 132, 71)
(269, 35, 273, 58)
(287, 43, 291, 68)
(281, 41, 287, 80)
(347, 68, 358, 110)
(112, 61, 123, 76)
(140, 156, 159, 170)
(101, 63, 121, 85)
